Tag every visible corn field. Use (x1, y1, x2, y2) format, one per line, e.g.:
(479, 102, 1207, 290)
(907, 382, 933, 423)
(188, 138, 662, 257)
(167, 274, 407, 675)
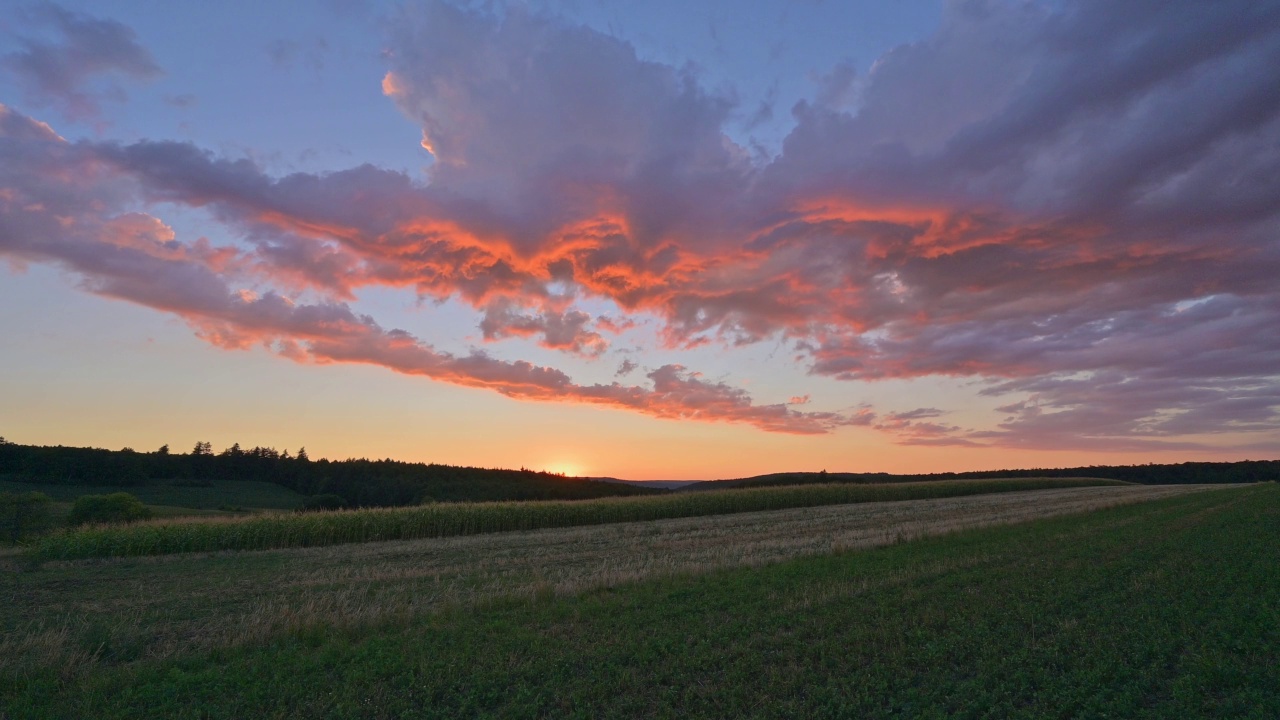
(28, 477, 1125, 560)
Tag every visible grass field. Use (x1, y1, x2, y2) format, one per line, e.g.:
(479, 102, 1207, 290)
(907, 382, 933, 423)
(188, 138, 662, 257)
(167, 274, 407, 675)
(3, 482, 1272, 717)
(0, 477, 309, 530)
(0, 477, 307, 511)
(26, 477, 1125, 560)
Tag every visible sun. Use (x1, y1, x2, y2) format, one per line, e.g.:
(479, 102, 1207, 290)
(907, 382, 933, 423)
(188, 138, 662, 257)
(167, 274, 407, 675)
(544, 462, 584, 478)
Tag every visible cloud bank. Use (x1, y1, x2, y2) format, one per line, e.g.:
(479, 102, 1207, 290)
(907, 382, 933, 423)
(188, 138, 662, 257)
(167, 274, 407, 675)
(2, 0, 1279, 449)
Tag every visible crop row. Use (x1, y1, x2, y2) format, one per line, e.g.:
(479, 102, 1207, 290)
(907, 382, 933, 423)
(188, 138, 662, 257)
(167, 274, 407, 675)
(28, 477, 1125, 560)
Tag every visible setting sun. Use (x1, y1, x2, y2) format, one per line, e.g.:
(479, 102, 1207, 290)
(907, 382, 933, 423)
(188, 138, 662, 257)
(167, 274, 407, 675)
(543, 462, 584, 478)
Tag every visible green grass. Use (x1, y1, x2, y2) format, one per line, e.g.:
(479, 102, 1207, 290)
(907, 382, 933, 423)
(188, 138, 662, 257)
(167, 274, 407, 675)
(0, 478, 309, 536)
(0, 477, 307, 511)
(26, 477, 1126, 560)
(2, 483, 1272, 717)
(21, 499, 234, 534)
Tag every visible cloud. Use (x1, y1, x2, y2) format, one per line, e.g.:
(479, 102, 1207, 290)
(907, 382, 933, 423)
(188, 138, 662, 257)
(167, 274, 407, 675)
(764, 0, 1280, 449)
(3, 0, 1280, 449)
(379, 1, 752, 247)
(615, 359, 638, 377)
(2, 3, 161, 121)
(0, 104, 858, 435)
(479, 298, 608, 357)
(810, 60, 859, 112)
(634, 365, 858, 434)
(870, 408, 984, 448)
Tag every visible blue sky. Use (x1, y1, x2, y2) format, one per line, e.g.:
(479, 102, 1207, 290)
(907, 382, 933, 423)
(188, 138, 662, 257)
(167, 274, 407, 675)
(2, 1, 1277, 478)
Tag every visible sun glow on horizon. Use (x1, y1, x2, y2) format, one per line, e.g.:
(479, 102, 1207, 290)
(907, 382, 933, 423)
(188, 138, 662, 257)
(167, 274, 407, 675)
(543, 461, 585, 478)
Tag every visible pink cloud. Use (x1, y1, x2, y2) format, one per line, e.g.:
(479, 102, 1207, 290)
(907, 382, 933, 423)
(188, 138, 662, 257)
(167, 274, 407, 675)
(479, 299, 608, 357)
(0, 105, 858, 434)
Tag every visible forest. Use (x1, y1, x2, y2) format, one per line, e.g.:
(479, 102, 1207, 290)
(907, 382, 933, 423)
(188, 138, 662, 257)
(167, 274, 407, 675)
(0, 437, 652, 506)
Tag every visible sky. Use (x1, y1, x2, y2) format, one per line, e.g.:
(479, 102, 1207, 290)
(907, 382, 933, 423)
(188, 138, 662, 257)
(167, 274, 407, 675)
(1, 0, 1278, 480)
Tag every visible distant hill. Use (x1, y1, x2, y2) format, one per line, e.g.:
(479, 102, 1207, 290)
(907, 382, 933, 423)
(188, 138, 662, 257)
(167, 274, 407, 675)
(591, 478, 701, 490)
(681, 461, 1280, 491)
(680, 472, 890, 491)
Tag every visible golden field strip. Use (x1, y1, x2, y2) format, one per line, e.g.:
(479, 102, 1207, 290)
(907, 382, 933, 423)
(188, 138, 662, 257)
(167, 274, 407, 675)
(0, 483, 1227, 680)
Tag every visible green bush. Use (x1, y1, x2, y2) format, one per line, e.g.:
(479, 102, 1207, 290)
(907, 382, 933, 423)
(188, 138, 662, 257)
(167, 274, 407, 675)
(67, 493, 153, 527)
(0, 491, 53, 543)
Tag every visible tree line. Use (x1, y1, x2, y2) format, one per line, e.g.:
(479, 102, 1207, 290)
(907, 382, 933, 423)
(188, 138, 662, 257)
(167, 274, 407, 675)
(697, 460, 1280, 491)
(904, 461, 1280, 484)
(0, 437, 652, 506)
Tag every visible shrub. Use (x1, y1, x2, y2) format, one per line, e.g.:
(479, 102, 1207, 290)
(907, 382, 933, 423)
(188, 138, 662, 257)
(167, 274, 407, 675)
(0, 491, 53, 543)
(67, 493, 153, 527)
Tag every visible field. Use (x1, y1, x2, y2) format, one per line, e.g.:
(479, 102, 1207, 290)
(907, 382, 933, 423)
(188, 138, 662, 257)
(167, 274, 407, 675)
(0, 477, 308, 526)
(25, 477, 1124, 560)
(3, 481, 1274, 717)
